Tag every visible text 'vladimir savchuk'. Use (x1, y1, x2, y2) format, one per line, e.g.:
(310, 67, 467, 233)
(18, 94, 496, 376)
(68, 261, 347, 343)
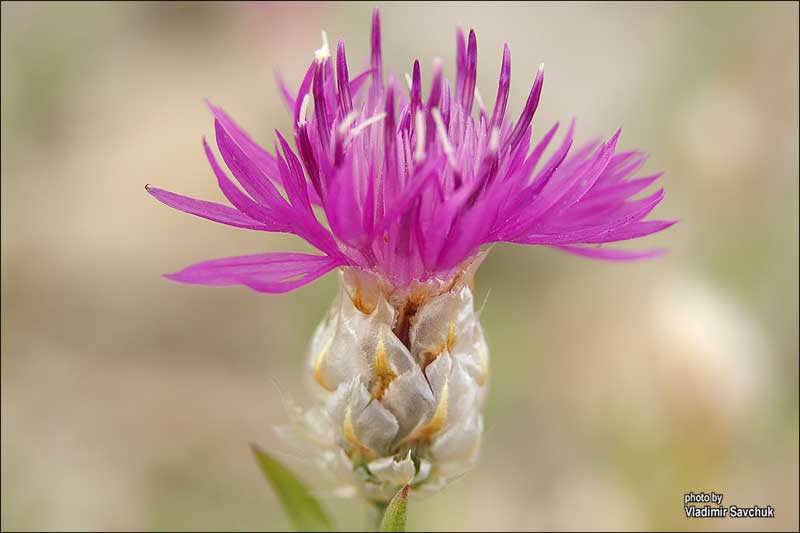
(684, 492, 775, 518)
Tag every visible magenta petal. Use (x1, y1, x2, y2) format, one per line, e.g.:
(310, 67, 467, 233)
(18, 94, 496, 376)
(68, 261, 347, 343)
(556, 129, 621, 211)
(455, 27, 467, 100)
(152, 10, 676, 290)
(202, 138, 285, 228)
(274, 68, 295, 114)
(205, 101, 280, 183)
(292, 61, 316, 125)
(348, 68, 373, 99)
(336, 39, 353, 114)
(145, 185, 278, 231)
(490, 43, 511, 129)
(597, 150, 648, 187)
(508, 62, 544, 150)
(165, 252, 342, 293)
(437, 190, 502, 270)
(572, 173, 663, 215)
(515, 188, 667, 245)
(275, 131, 313, 214)
(214, 120, 287, 209)
(369, 159, 439, 240)
(326, 157, 364, 246)
(461, 30, 478, 115)
(552, 245, 666, 261)
(498, 121, 559, 213)
(370, 7, 383, 89)
(581, 219, 678, 244)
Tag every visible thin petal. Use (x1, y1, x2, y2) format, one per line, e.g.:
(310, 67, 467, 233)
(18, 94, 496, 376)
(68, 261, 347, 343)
(214, 120, 287, 209)
(293, 61, 316, 125)
(508, 63, 544, 150)
(275, 131, 313, 214)
(553, 245, 667, 261)
(580, 219, 678, 244)
(205, 101, 280, 183)
(489, 43, 511, 129)
(165, 252, 342, 293)
(145, 185, 282, 231)
(370, 7, 383, 89)
(348, 68, 373, 98)
(512, 189, 666, 244)
(274, 68, 295, 114)
(202, 137, 284, 227)
(326, 156, 363, 246)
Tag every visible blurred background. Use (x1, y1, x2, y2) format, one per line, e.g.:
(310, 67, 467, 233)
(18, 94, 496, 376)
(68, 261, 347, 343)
(1, 1, 797, 531)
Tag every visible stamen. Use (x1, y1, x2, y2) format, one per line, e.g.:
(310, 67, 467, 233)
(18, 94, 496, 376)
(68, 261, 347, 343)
(314, 30, 330, 63)
(347, 112, 387, 141)
(404, 72, 413, 91)
(298, 93, 311, 126)
(337, 110, 359, 136)
(414, 110, 426, 162)
(432, 108, 456, 166)
(489, 126, 500, 153)
(474, 87, 486, 114)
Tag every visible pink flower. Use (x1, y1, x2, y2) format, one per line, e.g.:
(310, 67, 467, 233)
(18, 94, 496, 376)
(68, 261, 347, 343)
(147, 8, 675, 293)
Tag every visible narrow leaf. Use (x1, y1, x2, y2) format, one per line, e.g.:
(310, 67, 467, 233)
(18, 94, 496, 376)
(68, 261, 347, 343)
(378, 485, 409, 532)
(250, 444, 333, 532)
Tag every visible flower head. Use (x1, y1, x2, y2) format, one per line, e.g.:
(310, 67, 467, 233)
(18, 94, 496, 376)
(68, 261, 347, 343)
(147, 8, 674, 294)
(147, 8, 676, 503)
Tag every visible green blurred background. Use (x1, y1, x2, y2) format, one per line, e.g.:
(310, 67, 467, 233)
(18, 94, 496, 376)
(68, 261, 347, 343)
(1, 1, 797, 531)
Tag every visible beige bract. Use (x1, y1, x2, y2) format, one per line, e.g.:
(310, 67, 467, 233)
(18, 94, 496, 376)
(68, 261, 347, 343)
(277, 257, 489, 502)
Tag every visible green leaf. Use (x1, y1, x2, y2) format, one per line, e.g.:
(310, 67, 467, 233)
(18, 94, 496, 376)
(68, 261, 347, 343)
(378, 485, 409, 532)
(250, 444, 333, 532)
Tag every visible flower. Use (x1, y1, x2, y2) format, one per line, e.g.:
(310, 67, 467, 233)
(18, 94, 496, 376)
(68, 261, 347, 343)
(146, 8, 674, 501)
(147, 9, 674, 293)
